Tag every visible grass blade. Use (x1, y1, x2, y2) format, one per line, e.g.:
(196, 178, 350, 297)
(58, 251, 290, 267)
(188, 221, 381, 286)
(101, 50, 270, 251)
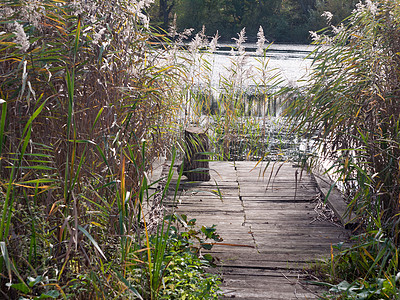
(78, 225, 106, 261)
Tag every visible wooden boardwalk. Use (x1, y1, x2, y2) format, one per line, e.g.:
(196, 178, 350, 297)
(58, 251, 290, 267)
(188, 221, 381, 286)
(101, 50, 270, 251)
(164, 161, 350, 299)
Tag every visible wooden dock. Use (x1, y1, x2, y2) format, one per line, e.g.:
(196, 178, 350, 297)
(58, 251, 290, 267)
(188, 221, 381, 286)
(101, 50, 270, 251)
(163, 161, 350, 299)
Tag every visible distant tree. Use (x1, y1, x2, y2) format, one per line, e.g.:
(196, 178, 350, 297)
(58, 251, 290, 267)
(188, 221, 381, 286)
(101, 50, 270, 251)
(308, 0, 358, 30)
(159, 0, 176, 28)
(242, 0, 283, 39)
(224, 0, 253, 23)
(150, 0, 357, 43)
(175, 0, 234, 38)
(175, 0, 205, 33)
(297, 0, 316, 15)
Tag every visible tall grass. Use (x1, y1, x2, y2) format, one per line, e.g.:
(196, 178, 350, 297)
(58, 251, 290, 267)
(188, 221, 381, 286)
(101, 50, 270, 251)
(177, 26, 288, 162)
(286, 0, 400, 233)
(285, 0, 400, 297)
(0, 0, 208, 298)
(0, 0, 310, 298)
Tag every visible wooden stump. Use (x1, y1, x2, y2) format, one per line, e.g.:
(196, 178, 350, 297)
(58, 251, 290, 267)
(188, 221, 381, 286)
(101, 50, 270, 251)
(180, 126, 210, 181)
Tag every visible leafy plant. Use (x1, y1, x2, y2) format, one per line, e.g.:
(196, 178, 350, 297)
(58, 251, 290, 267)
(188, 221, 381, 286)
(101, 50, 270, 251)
(150, 213, 222, 299)
(120, 212, 222, 299)
(318, 232, 400, 299)
(159, 250, 221, 299)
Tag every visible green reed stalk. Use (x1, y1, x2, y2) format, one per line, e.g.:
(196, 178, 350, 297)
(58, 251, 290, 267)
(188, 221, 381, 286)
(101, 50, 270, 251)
(0, 94, 47, 241)
(0, 101, 6, 163)
(149, 149, 183, 299)
(64, 15, 81, 204)
(0, 95, 47, 276)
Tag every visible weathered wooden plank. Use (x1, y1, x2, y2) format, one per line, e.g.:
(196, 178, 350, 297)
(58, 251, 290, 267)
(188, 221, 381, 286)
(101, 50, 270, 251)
(313, 171, 353, 225)
(220, 278, 320, 300)
(209, 250, 328, 264)
(235, 177, 313, 182)
(250, 229, 349, 237)
(239, 191, 317, 198)
(163, 161, 350, 299)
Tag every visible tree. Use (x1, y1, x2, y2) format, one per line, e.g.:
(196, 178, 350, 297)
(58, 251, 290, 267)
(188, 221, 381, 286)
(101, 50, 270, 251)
(298, 0, 315, 15)
(308, 0, 358, 30)
(153, 0, 356, 43)
(159, 0, 176, 28)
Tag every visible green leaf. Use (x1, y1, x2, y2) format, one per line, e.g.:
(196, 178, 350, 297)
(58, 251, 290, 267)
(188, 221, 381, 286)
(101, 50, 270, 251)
(175, 213, 188, 228)
(21, 94, 46, 142)
(203, 254, 214, 263)
(34, 290, 60, 299)
(0, 242, 12, 282)
(201, 226, 216, 239)
(78, 225, 106, 260)
(0, 100, 6, 155)
(201, 243, 213, 250)
(28, 275, 43, 287)
(113, 269, 143, 300)
(1, 242, 30, 291)
(92, 107, 104, 131)
(7, 282, 30, 293)
(330, 280, 351, 293)
(73, 16, 82, 57)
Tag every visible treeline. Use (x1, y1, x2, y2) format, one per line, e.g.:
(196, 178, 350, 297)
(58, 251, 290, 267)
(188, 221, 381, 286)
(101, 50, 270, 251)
(149, 0, 358, 43)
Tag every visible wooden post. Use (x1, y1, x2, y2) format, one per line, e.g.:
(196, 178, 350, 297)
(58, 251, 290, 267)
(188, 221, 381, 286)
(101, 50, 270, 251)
(180, 126, 210, 181)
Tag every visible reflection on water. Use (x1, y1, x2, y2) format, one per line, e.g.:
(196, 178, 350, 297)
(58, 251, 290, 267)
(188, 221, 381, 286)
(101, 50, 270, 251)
(187, 44, 314, 162)
(222, 117, 308, 162)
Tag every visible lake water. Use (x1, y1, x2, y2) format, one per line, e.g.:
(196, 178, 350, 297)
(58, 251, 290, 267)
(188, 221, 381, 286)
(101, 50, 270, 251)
(209, 44, 315, 161)
(211, 43, 315, 87)
(186, 43, 316, 94)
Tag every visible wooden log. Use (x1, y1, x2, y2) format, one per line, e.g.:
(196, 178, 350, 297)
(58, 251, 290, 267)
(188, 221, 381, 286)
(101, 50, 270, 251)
(181, 126, 210, 181)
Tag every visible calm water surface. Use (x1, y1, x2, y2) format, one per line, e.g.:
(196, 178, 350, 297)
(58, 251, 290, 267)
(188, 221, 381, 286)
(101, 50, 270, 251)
(199, 43, 316, 89)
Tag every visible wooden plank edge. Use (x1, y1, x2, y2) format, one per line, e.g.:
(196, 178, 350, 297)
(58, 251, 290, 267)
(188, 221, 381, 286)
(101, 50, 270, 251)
(311, 169, 354, 226)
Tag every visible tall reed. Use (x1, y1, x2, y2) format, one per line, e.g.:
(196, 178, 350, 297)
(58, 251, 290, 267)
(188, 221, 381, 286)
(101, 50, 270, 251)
(285, 0, 400, 297)
(179, 26, 285, 162)
(0, 0, 186, 298)
(286, 0, 400, 233)
(0, 0, 304, 297)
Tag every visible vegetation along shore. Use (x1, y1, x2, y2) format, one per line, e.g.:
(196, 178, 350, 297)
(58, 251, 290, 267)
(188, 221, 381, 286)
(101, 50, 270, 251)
(1, 0, 400, 298)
